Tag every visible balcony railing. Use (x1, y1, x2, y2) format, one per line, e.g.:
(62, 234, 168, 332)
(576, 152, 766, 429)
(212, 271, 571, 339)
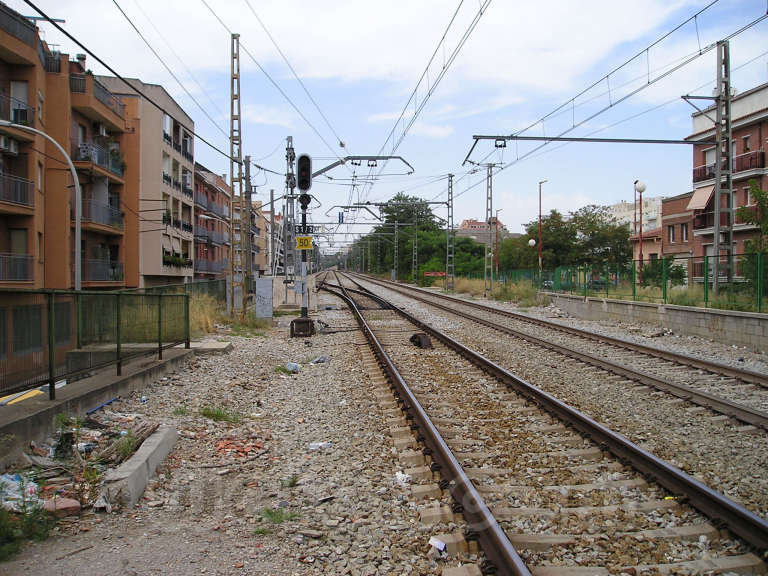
(162, 172, 172, 185)
(0, 173, 34, 208)
(71, 140, 124, 176)
(162, 249, 192, 268)
(211, 202, 227, 218)
(182, 149, 193, 163)
(182, 184, 193, 198)
(163, 131, 172, 145)
(0, 253, 33, 281)
(69, 74, 125, 118)
(692, 151, 766, 183)
(181, 221, 193, 233)
(173, 178, 181, 191)
(194, 226, 210, 240)
(0, 93, 34, 125)
(172, 141, 182, 153)
(78, 199, 123, 230)
(194, 259, 225, 273)
(172, 217, 181, 229)
(194, 192, 209, 210)
(82, 259, 124, 282)
(0, 3, 37, 47)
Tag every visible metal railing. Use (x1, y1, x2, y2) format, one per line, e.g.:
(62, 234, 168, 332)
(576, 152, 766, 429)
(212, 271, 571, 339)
(194, 259, 225, 273)
(0, 3, 37, 46)
(71, 140, 124, 176)
(93, 77, 125, 118)
(79, 199, 123, 229)
(0, 93, 34, 125)
(194, 192, 209, 210)
(82, 259, 124, 282)
(693, 151, 766, 183)
(194, 225, 210, 240)
(0, 173, 34, 207)
(0, 253, 33, 281)
(0, 288, 190, 399)
(211, 202, 227, 218)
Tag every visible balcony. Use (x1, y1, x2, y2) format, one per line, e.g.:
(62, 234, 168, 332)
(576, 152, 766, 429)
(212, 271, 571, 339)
(0, 253, 33, 282)
(211, 202, 227, 219)
(182, 184, 193, 198)
(0, 3, 36, 47)
(172, 178, 181, 191)
(79, 199, 124, 231)
(162, 172, 172, 186)
(72, 140, 124, 177)
(692, 151, 766, 183)
(181, 221, 193, 233)
(182, 149, 193, 163)
(82, 259, 124, 282)
(172, 217, 181, 229)
(69, 74, 125, 130)
(172, 141, 182, 153)
(194, 191, 209, 210)
(194, 259, 225, 273)
(194, 225, 210, 240)
(162, 249, 192, 268)
(0, 93, 34, 126)
(0, 173, 34, 210)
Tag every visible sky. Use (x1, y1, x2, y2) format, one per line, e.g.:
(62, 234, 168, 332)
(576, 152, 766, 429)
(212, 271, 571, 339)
(11, 0, 768, 253)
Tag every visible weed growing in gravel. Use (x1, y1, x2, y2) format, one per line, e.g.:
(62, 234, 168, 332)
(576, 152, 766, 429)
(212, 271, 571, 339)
(273, 309, 300, 317)
(253, 527, 272, 535)
(0, 481, 55, 561)
(116, 432, 139, 461)
(199, 406, 241, 423)
(259, 507, 298, 524)
(273, 365, 292, 375)
(172, 406, 190, 416)
(281, 474, 299, 488)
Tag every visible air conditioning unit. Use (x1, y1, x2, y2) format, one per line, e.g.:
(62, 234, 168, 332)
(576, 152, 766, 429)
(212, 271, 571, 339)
(0, 135, 8, 151)
(8, 139, 18, 155)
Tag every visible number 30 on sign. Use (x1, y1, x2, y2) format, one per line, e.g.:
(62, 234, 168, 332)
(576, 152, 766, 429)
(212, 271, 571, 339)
(296, 236, 313, 250)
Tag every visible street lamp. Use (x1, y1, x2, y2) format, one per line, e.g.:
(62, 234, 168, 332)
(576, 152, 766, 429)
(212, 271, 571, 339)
(634, 180, 646, 283)
(0, 120, 82, 290)
(538, 179, 547, 274)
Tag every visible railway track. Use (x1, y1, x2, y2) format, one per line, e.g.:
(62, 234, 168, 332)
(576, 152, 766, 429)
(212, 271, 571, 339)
(318, 272, 767, 575)
(353, 274, 768, 430)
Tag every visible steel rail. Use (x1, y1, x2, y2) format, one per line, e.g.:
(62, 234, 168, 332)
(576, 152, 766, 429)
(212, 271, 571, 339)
(339, 273, 768, 553)
(352, 276, 768, 430)
(355, 274, 768, 388)
(320, 273, 531, 576)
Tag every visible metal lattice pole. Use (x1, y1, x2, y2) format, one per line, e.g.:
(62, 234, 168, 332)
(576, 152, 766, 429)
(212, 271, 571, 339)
(446, 174, 454, 292)
(712, 40, 733, 295)
(484, 164, 494, 298)
(394, 223, 399, 281)
(412, 217, 418, 284)
(284, 137, 296, 303)
(229, 33, 245, 315)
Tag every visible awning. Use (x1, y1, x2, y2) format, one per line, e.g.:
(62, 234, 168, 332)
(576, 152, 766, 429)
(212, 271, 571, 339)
(686, 185, 714, 211)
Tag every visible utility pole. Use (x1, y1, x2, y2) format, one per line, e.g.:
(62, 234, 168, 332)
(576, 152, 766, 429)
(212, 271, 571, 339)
(484, 164, 495, 298)
(446, 174, 454, 293)
(712, 40, 733, 295)
(244, 154, 253, 287)
(394, 223, 399, 281)
(284, 137, 296, 304)
(269, 188, 275, 275)
(412, 217, 418, 284)
(229, 33, 245, 315)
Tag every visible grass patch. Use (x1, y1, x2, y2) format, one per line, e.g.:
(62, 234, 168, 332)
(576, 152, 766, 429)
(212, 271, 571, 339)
(0, 502, 55, 561)
(281, 474, 299, 488)
(172, 406, 190, 416)
(259, 507, 299, 524)
(199, 406, 241, 423)
(227, 312, 272, 337)
(115, 432, 139, 461)
(274, 365, 293, 375)
(190, 293, 226, 337)
(253, 527, 272, 535)
(273, 309, 300, 317)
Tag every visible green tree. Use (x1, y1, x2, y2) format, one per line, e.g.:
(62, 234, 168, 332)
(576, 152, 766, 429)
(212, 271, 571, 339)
(521, 210, 577, 269)
(568, 205, 631, 269)
(735, 179, 767, 292)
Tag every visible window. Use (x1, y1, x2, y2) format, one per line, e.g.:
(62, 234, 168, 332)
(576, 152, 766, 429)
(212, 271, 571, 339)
(9, 228, 27, 255)
(0, 309, 6, 360)
(681, 223, 688, 243)
(37, 162, 43, 193)
(746, 187, 753, 206)
(54, 301, 72, 346)
(743, 135, 750, 152)
(78, 124, 86, 145)
(37, 91, 43, 123)
(37, 232, 43, 262)
(667, 225, 675, 244)
(704, 147, 716, 166)
(13, 305, 42, 354)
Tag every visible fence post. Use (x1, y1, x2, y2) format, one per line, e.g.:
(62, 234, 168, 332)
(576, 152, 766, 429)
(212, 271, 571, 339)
(583, 266, 588, 299)
(116, 292, 122, 375)
(704, 255, 709, 308)
(758, 252, 763, 314)
(662, 258, 668, 304)
(47, 291, 56, 400)
(157, 294, 163, 360)
(604, 264, 609, 298)
(185, 294, 191, 349)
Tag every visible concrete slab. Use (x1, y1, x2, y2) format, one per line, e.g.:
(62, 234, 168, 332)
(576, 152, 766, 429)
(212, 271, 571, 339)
(101, 425, 178, 507)
(174, 340, 233, 355)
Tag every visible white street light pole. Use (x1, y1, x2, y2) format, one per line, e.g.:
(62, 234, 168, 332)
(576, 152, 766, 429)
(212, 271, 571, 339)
(0, 120, 82, 290)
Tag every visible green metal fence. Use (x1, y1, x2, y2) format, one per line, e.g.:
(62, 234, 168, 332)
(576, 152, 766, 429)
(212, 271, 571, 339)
(0, 289, 189, 401)
(497, 253, 765, 313)
(127, 278, 226, 302)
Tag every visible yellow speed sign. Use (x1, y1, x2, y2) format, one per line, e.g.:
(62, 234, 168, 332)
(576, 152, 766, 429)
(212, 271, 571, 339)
(296, 236, 313, 250)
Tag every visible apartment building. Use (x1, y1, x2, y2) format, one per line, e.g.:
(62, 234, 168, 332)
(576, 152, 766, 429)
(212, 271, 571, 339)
(193, 162, 230, 279)
(232, 199, 268, 279)
(98, 76, 195, 287)
(1, 4, 138, 290)
(455, 217, 513, 244)
(685, 81, 767, 265)
(607, 196, 663, 233)
(1, 4, 52, 288)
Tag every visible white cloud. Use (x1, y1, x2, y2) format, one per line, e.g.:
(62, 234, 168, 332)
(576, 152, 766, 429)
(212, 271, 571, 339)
(409, 121, 454, 139)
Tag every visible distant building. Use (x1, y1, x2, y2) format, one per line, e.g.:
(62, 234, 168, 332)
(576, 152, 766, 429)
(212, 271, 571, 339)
(607, 196, 662, 234)
(98, 75, 195, 287)
(193, 164, 230, 279)
(456, 217, 516, 244)
(630, 227, 662, 263)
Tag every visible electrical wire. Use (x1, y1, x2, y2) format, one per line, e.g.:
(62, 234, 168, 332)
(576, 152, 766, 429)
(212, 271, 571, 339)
(199, 0, 345, 162)
(129, 0, 226, 119)
(112, 0, 229, 140)
(241, 0, 349, 153)
(23, 0, 239, 164)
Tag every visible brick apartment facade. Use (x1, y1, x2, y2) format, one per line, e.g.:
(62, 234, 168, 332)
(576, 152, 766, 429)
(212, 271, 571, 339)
(193, 163, 230, 279)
